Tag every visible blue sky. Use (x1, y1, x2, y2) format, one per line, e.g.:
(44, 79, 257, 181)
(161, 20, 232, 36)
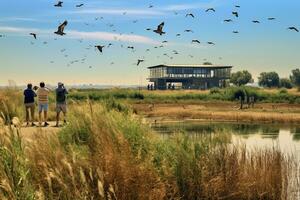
(0, 0, 299, 85)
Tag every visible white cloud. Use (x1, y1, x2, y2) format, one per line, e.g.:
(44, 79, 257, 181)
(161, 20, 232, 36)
(0, 26, 41, 33)
(164, 0, 221, 11)
(0, 17, 40, 22)
(67, 30, 159, 45)
(69, 9, 164, 16)
(0, 26, 159, 45)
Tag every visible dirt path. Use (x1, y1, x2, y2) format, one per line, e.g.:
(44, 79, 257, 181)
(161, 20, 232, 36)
(0, 122, 63, 144)
(19, 121, 61, 137)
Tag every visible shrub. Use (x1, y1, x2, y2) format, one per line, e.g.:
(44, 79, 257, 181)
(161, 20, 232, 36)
(209, 87, 221, 94)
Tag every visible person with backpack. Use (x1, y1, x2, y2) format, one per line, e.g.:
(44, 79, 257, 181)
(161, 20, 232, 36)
(55, 82, 68, 127)
(23, 83, 37, 126)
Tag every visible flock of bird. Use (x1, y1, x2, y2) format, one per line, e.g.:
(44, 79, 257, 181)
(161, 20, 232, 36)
(1, 1, 299, 68)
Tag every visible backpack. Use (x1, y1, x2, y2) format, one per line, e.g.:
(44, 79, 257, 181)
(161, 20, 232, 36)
(56, 89, 66, 103)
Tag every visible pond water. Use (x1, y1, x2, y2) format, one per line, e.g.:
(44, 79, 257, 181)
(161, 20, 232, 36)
(151, 121, 300, 156)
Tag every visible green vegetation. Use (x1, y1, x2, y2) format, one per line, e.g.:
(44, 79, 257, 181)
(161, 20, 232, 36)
(258, 72, 280, 88)
(66, 86, 300, 104)
(0, 100, 298, 199)
(230, 70, 253, 86)
(290, 68, 300, 89)
(280, 78, 293, 89)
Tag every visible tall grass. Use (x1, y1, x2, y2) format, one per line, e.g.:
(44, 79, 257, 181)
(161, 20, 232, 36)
(68, 87, 300, 104)
(0, 97, 299, 199)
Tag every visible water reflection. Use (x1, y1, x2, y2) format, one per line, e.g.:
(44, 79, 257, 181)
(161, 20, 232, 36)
(151, 121, 300, 156)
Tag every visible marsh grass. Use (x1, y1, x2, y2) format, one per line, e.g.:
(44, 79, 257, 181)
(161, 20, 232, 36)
(0, 91, 299, 199)
(68, 87, 300, 104)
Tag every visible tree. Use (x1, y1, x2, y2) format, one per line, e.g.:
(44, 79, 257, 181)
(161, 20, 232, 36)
(230, 70, 252, 86)
(258, 72, 280, 88)
(290, 69, 300, 89)
(203, 62, 213, 65)
(280, 78, 293, 89)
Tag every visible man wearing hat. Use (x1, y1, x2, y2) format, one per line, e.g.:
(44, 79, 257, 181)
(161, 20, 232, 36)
(55, 82, 68, 127)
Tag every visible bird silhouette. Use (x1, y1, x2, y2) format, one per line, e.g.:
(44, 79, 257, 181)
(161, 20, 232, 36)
(186, 13, 195, 18)
(233, 31, 239, 33)
(252, 20, 260, 23)
(268, 17, 276, 20)
(54, 1, 63, 7)
(29, 33, 37, 39)
(207, 42, 215, 45)
(153, 22, 165, 35)
(137, 59, 144, 66)
(224, 19, 233, 23)
(192, 40, 201, 44)
(176, 33, 181, 37)
(288, 27, 299, 32)
(95, 45, 105, 53)
(232, 11, 239, 17)
(127, 46, 134, 50)
(54, 20, 68, 36)
(146, 28, 152, 31)
(206, 8, 215, 12)
(184, 29, 194, 33)
(76, 4, 84, 7)
(162, 40, 168, 43)
(235, 5, 240, 8)
(148, 4, 153, 8)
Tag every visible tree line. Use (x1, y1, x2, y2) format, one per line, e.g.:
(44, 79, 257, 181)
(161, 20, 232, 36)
(230, 69, 300, 89)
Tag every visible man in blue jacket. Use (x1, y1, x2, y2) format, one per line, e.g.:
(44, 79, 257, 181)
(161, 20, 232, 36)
(23, 83, 37, 126)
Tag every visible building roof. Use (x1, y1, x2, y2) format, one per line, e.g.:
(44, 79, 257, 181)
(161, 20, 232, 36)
(148, 64, 233, 69)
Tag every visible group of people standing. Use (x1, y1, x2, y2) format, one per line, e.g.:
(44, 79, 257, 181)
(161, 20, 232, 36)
(24, 82, 68, 127)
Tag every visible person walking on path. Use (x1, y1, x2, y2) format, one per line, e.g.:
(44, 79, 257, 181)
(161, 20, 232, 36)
(23, 83, 37, 126)
(55, 82, 68, 127)
(36, 82, 51, 127)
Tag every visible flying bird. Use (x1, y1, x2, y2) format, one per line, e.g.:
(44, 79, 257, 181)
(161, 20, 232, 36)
(268, 17, 276, 20)
(29, 33, 37, 39)
(153, 22, 165, 35)
(224, 19, 233, 23)
(232, 31, 239, 33)
(207, 42, 215, 45)
(232, 11, 239, 17)
(95, 45, 105, 53)
(137, 59, 144, 66)
(184, 29, 194, 33)
(127, 46, 134, 50)
(54, 1, 63, 7)
(288, 27, 299, 32)
(186, 13, 195, 18)
(252, 20, 260, 23)
(76, 4, 84, 7)
(176, 33, 181, 37)
(148, 4, 153, 8)
(206, 8, 215, 12)
(54, 20, 68, 36)
(235, 5, 240, 8)
(162, 40, 168, 43)
(192, 40, 201, 44)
